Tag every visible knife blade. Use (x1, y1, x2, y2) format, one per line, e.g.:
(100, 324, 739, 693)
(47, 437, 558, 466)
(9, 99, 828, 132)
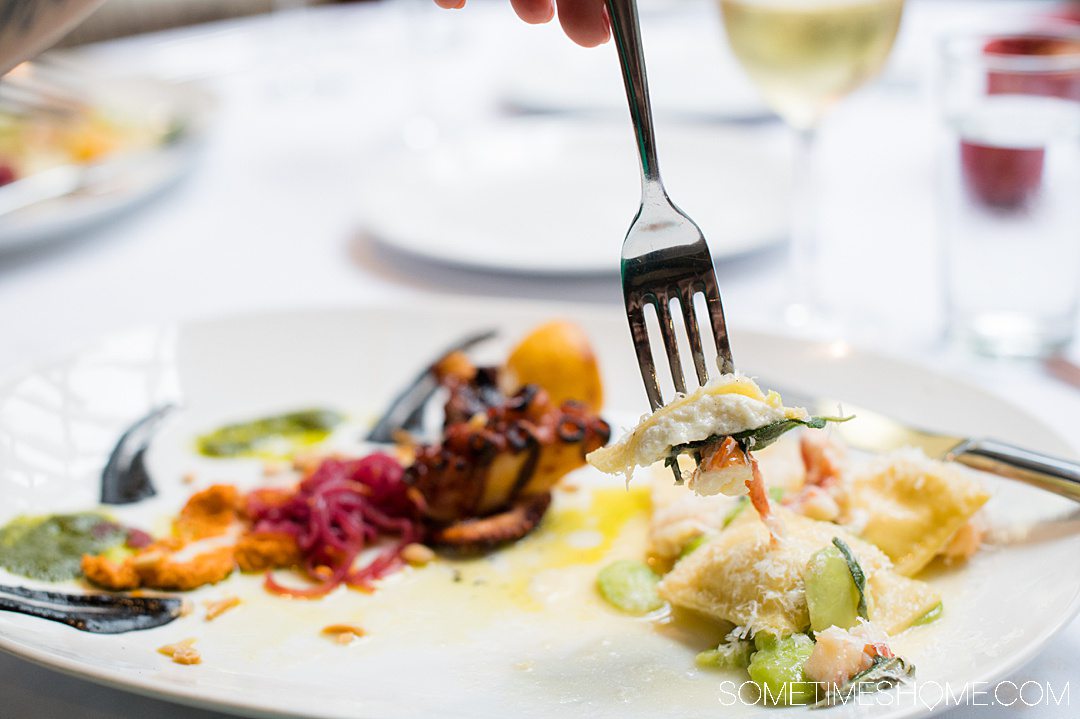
(775, 388, 965, 460)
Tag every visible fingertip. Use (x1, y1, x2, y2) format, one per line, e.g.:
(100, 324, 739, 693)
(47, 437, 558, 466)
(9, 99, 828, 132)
(433, 0, 465, 8)
(569, 23, 610, 47)
(557, 0, 611, 48)
(511, 0, 556, 24)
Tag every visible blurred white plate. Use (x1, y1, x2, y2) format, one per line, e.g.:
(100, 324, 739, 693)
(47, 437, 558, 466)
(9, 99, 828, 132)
(357, 120, 791, 275)
(498, 4, 770, 121)
(0, 67, 214, 252)
(0, 301, 1078, 718)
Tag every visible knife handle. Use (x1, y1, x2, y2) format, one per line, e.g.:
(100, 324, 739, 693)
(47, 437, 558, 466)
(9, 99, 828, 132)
(948, 438, 1080, 502)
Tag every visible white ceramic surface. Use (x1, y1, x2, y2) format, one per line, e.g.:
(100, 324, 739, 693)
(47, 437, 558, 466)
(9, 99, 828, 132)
(0, 71, 215, 252)
(0, 301, 1078, 719)
(496, 4, 771, 121)
(355, 120, 790, 275)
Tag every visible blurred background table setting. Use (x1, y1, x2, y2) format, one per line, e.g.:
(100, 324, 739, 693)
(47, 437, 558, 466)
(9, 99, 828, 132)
(0, 0, 1079, 716)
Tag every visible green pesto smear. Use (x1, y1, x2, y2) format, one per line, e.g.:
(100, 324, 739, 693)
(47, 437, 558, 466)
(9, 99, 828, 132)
(196, 408, 345, 459)
(0, 513, 127, 582)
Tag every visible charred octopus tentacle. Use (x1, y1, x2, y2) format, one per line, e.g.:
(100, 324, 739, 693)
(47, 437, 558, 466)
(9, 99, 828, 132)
(406, 377, 610, 552)
(432, 493, 553, 552)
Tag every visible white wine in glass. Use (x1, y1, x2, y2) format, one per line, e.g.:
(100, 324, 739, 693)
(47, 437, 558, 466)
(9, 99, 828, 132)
(718, 0, 904, 326)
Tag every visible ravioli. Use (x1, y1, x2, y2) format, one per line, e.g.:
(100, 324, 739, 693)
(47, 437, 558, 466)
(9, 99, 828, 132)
(845, 450, 990, 576)
(658, 509, 939, 636)
(867, 571, 941, 635)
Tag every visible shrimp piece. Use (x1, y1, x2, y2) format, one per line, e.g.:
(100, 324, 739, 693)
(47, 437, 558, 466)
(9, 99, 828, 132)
(787, 485, 841, 522)
(804, 626, 872, 687)
(940, 518, 984, 564)
(689, 437, 754, 497)
(800, 432, 845, 488)
(746, 453, 783, 545)
(804, 621, 891, 687)
(689, 437, 783, 543)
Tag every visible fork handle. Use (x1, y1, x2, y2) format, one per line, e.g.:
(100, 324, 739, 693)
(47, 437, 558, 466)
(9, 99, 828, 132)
(606, 0, 662, 188)
(947, 438, 1080, 503)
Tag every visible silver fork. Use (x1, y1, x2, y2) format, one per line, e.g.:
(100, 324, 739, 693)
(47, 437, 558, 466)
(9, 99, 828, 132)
(607, 0, 735, 418)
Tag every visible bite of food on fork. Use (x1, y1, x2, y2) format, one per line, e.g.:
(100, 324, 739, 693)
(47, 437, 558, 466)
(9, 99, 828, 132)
(588, 373, 849, 542)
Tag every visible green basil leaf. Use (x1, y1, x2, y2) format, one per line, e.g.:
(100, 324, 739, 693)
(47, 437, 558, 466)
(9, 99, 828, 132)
(732, 415, 851, 452)
(831, 537, 869, 620)
(666, 415, 851, 462)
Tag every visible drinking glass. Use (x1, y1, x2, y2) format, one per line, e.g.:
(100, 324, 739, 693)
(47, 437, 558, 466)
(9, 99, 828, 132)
(717, 0, 904, 327)
(938, 22, 1080, 358)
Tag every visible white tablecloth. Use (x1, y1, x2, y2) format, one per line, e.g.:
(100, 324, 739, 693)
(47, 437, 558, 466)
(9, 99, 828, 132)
(0, 1, 1076, 716)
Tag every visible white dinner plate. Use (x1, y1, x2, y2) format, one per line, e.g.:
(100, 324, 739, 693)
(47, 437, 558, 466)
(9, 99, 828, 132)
(0, 63, 215, 252)
(356, 120, 790, 275)
(496, 3, 770, 121)
(0, 300, 1078, 719)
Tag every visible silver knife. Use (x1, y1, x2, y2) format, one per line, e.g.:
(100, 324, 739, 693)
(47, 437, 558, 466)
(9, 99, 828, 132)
(775, 386, 1080, 503)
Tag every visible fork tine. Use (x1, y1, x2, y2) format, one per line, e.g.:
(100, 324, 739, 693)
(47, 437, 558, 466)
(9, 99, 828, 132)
(654, 294, 687, 396)
(701, 274, 735, 375)
(626, 301, 665, 411)
(678, 282, 709, 387)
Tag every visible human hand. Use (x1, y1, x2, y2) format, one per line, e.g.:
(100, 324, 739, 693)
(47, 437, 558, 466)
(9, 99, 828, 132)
(433, 0, 610, 48)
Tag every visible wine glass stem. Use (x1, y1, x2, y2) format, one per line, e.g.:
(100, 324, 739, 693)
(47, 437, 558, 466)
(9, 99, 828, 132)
(788, 125, 820, 320)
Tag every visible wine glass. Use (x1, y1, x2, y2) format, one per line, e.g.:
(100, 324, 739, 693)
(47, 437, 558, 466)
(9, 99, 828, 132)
(717, 0, 905, 329)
